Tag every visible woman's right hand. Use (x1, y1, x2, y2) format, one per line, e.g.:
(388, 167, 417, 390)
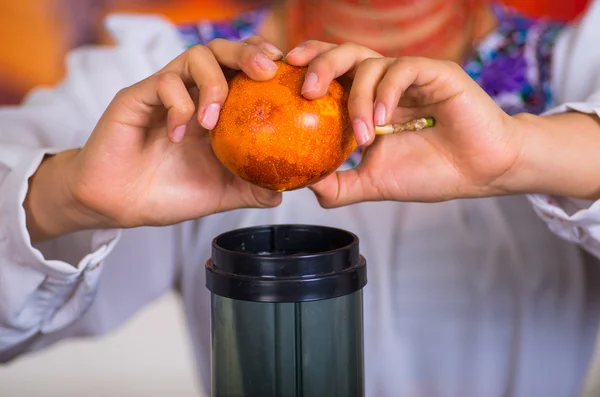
(26, 37, 285, 241)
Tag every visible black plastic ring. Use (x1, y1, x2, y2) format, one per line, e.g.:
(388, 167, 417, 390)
(206, 224, 367, 303)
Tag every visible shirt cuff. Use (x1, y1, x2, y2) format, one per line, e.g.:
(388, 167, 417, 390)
(528, 99, 600, 256)
(527, 194, 600, 257)
(0, 147, 121, 281)
(543, 100, 600, 117)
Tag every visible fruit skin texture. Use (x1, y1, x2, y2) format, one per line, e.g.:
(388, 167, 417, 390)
(210, 61, 357, 192)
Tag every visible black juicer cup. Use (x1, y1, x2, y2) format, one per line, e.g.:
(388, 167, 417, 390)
(206, 224, 367, 397)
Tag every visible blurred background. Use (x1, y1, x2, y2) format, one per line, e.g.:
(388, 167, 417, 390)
(0, 0, 591, 105)
(0, 0, 593, 396)
(0, 0, 266, 105)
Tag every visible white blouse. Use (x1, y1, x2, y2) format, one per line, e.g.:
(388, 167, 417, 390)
(2, 3, 600, 396)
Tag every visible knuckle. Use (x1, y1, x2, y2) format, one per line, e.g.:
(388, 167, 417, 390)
(205, 38, 225, 51)
(376, 81, 393, 97)
(242, 43, 260, 59)
(392, 57, 417, 75)
(409, 55, 427, 63)
(391, 56, 409, 68)
(187, 44, 213, 62)
(304, 39, 336, 52)
(300, 39, 321, 48)
(201, 83, 227, 100)
(236, 45, 263, 70)
(444, 60, 462, 72)
(339, 41, 356, 49)
(176, 101, 196, 116)
(360, 57, 381, 69)
(156, 71, 180, 88)
(347, 91, 368, 109)
(339, 42, 364, 54)
(244, 35, 264, 45)
(310, 53, 334, 71)
(353, 61, 369, 76)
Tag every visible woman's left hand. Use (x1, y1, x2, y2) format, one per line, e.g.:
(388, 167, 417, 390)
(285, 41, 524, 207)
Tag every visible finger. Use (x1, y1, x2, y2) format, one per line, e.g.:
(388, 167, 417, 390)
(110, 45, 225, 134)
(376, 57, 460, 115)
(373, 57, 429, 131)
(389, 106, 429, 123)
(193, 37, 284, 129)
(215, 173, 283, 212)
(155, 72, 196, 143)
(110, 71, 198, 141)
(250, 188, 283, 209)
(207, 36, 282, 81)
(113, 38, 285, 135)
(284, 40, 337, 65)
(309, 167, 380, 208)
(155, 45, 228, 130)
(245, 36, 285, 59)
(347, 57, 395, 146)
(298, 42, 383, 99)
(168, 38, 284, 130)
(226, 182, 283, 211)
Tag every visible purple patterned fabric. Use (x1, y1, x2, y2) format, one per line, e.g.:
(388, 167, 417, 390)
(178, 8, 268, 47)
(464, 5, 565, 116)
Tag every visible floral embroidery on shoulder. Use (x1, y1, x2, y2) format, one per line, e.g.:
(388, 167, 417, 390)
(464, 5, 565, 115)
(178, 8, 268, 48)
(346, 6, 565, 169)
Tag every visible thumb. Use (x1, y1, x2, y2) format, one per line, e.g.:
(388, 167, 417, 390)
(310, 169, 374, 208)
(250, 186, 283, 208)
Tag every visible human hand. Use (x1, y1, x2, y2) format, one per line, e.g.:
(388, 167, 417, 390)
(34, 37, 285, 237)
(285, 41, 523, 207)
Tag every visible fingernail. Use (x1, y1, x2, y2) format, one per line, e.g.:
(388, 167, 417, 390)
(201, 103, 221, 130)
(286, 45, 305, 59)
(172, 125, 186, 143)
(254, 53, 278, 71)
(260, 43, 284, 58)
(374, 102, 387, 126)
(301, 72, 319, 94)
(353, 119, 370, 146)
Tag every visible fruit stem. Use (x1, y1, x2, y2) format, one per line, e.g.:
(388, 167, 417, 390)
(375, 117, 436, 135)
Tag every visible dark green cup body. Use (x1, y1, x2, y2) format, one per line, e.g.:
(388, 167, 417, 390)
(206, 225, 367, 397)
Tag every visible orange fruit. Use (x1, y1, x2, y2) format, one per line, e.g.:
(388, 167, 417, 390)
(210, 61, 357, 192)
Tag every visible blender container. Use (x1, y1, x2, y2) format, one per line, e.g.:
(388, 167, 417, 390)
(206, 224, 367, 397)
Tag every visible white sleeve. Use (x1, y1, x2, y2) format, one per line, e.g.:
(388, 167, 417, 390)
(526, 0, 600, 259)
(0, 14, 184, 359)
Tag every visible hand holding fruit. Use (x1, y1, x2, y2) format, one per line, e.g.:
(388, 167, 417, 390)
(283, 41, 527, 207)
(49, 37, 285, 234)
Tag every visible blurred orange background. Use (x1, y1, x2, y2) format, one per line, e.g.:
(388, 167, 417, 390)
(0, 0, 591, 105)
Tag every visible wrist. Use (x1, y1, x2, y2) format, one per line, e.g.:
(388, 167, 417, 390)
(502, 112, 600, 199)
(24, 150, 112, 242)
(494, 113, 548, 196)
